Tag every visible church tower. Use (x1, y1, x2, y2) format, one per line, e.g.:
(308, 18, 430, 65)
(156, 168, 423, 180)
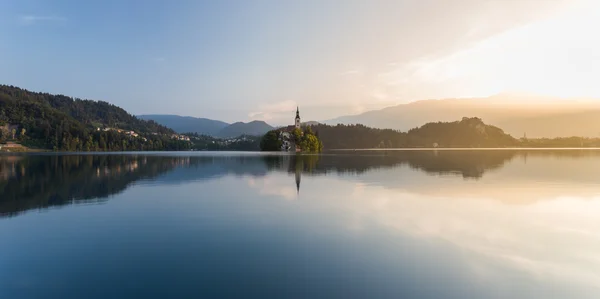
(295, 106, 301, 129)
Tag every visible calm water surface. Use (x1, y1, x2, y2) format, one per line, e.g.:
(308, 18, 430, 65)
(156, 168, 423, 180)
(1, 151, 600, 298)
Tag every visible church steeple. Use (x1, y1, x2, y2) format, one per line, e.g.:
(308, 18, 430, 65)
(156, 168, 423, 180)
(295, 106, 301, 129)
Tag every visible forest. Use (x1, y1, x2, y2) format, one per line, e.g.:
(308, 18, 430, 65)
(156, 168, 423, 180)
(0, 85, 190, 151)
(310, 117, 517, 149)
(311, 117, 600, 149)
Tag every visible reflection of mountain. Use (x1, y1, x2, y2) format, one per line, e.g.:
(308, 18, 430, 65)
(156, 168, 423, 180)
(149, 156, 270, 185)
(4, 150, 600, 217)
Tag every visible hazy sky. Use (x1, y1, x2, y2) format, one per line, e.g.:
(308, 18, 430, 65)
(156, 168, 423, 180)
(1, 0, 598, 124)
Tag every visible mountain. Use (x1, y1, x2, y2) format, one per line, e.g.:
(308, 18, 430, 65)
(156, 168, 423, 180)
(325, 94, 600, 138)
(138, 114, 229, 135)
(0, 85, 189, 151)
(139, 115, 274, 138)
(218, 121, 273, 138)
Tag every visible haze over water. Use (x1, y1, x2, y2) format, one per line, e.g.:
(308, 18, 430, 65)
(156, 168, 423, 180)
(1, 151, 600, 298)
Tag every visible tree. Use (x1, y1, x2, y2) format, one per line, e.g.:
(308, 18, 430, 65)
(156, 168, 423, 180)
(260, 130, 282, 151)
(299, 132, 322, 152)
(305, 126, 313, 135)
(292, 128, 303, 144)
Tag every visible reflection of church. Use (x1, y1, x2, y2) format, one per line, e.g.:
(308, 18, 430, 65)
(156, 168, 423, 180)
(295, 167, 301, 194)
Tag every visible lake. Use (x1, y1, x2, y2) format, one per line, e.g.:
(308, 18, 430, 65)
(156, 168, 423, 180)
(1, 150, 600, 298)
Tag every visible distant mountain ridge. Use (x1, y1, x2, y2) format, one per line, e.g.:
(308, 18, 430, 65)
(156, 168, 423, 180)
(140, 114, 273, 138)
(218, 121, 273, 138)
(138, 115, 228, 136)
(325, 95, 600, 138)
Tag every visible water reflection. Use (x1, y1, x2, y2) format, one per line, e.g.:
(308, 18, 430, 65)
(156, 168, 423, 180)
(2, 151, 600, 298)
(0, 155, 180, 217)
(2, 150, 600, 217)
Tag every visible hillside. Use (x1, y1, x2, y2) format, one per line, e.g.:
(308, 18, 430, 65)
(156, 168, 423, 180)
(312, 117, 517, 149)
(325, 94, 600, 138)
(138, 114, 228, 135)
(0, 85, 189, 151)
(218, 121, 273, 138)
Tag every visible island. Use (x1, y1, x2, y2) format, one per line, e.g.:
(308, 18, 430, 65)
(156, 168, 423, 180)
(260, 107, 323, 152)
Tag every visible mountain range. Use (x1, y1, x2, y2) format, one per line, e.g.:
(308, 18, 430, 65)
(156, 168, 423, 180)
(325, 94, 600, 138)
(142, 94, 600, 139)
(4, 84, 600, 141)
(138, 115, 273, 138)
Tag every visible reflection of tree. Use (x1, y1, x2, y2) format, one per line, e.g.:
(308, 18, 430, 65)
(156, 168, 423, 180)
(289, 155, 320, 192)
(0, 155, 183, 217)
(5, 150, 599, 217)
(289, 155, 320, 174)
(277, 150, 600, 183)
(279, 151, 515, 179)
(404, 151, 513, 179)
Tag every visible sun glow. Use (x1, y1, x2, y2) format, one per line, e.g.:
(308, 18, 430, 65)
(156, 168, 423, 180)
(383, 0, 600, 102)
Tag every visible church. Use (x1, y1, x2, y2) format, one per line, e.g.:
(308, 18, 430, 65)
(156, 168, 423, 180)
(279, 107, 302, 152)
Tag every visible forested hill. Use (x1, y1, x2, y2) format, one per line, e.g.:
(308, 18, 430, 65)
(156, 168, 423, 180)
(0, 85, 189, 151)
(312, 117, 518, 149)
(0, 85, 173, 134)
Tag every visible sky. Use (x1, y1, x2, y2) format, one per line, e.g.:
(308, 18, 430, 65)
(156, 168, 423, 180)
(1, 0, 599, 125)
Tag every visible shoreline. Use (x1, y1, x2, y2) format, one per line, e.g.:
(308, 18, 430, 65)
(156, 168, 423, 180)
(330, 147, 600, 151)
(3, 147, 600, 155)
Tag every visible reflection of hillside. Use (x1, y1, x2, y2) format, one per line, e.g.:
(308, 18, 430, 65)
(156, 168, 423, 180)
(276, 150, 600, 179)
(268, 150, 600, 195)
(0, 155, 182, 217)
(149, 156, 270, 184)
(268, 151, 516, 179)
(4, 150, 600, 217)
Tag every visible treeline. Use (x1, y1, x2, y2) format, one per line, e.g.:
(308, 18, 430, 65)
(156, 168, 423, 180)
(520, 137, 600, 148)
(311, 117, 600, 149)
(0, 85, 189, 151)
(311, 117, 517, 149)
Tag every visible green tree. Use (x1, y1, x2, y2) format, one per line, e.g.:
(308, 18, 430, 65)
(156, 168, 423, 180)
(292, 128, 303, 144)
(305, 126, 313, 135)
(299, 133, 322, 152)
(260, 130, 283, 151)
